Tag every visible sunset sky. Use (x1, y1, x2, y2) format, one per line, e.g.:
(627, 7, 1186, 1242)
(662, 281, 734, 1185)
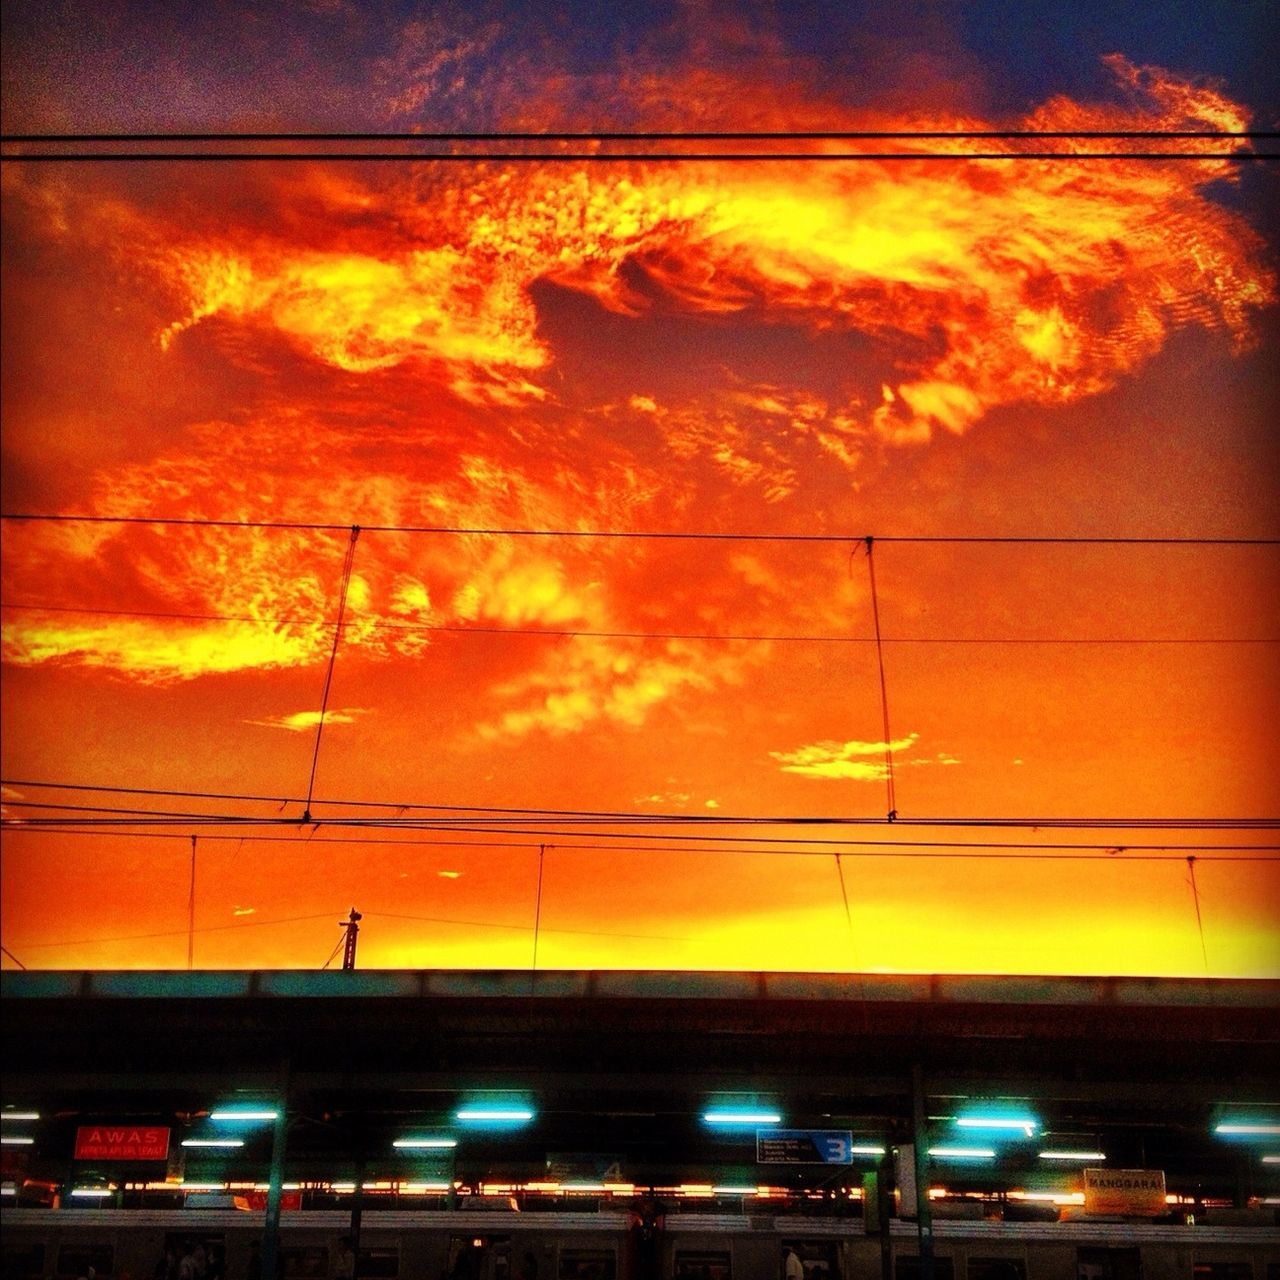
(1, 1, 1277, 976)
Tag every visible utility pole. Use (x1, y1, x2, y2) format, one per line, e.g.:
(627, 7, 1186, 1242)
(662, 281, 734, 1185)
(340, 908, 362, 971)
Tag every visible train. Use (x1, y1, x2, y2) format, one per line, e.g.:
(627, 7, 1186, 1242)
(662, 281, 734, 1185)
(2, 1207, 1277, 1280)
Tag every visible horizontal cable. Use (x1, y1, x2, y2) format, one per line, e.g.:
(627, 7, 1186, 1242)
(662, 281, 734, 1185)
(5, 812, 1275, 833)
(4, 910, 690, 953)
(8, 912, 339, 951)
(4, 780, 1276, 833)
(5, 131, 1277, 142)
(3, 512, 1277, 544)
(2, 601, 1272, 646)
(3, 152, 1276, 163)
(5, 826, 1276, 861)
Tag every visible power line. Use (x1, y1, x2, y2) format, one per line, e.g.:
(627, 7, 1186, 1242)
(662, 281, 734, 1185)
(4, 151, 1276, 163)
(6, 783, 1278, 849)
(8, 911, 339, 951)
(4, 600, 1273, 645)
(5, 130, 1276, 141)
(4, 512, 1277, 543)
(3, 823, 1277, 858)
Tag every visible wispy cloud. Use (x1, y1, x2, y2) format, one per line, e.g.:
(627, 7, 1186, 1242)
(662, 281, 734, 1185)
(770, 733, 920, 780)
(247, 708, 368, 733)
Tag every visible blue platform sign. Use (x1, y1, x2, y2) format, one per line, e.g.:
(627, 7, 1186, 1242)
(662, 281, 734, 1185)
(756, 1129, 854, 1164)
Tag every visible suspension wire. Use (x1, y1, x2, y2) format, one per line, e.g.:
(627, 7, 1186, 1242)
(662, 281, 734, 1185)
(10, 912, 340, 952)
(319, 932, 346, 971)
(8, 823, 1278, 858)
(1187, 855, 1210, 974)
(834, 853, 857, 968)
(5, 806, 1278, 836)
(303, 527, 360, 819)
(0, 945, 28, 970)
(531, 844, 547, 973)
(4, 512, 1278, 543)
(6, 129, 1277, 141)
(187, 835, 197, 971)
(4, 779, 1277, 839)
(864, 537, 897, 820)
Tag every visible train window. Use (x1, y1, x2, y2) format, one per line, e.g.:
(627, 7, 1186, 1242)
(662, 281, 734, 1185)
(279, 1249, 329, 1280)
(163, 1232, 226, 1280)
(1194, 1267, 1253, 1280)
(1077, 1249, 1140, 1280)
(673, 1251, 731, 1280)
(557, 1250, 616, 1280)
(895, 1258, 955, 1280)
(969, 1260, 1027, 1280)
(2, 1244, 46, 1280)
(56, 1246, 114, 1279)
(781, 1243, 840, 1280)
(356, 1250, 399, 1280)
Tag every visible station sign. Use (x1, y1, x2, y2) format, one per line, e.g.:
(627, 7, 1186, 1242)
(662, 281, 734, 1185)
(757, 1129, 854, 1164)
(1083, 1167, 1166, 1216)
(74, 1126, 171, 1161)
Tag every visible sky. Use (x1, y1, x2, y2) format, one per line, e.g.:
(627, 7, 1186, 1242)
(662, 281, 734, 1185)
(1, 1, 1277, 975)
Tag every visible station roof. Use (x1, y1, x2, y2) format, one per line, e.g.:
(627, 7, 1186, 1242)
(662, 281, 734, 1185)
(3, 971, 1277, 1192)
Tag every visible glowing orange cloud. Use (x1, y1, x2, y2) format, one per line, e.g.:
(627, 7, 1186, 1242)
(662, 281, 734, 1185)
(0, 57, 1274, 740)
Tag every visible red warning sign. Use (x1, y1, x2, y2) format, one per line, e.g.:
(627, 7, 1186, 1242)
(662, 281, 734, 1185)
(74, 1126, 171, 1161)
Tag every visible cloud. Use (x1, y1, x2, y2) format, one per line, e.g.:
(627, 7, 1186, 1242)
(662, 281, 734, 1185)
(475, 636, 758, 742)
(247, 708, 369, 732)
(771, 734, 920, 780)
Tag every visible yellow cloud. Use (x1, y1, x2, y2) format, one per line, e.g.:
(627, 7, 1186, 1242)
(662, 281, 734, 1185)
(770, 734, 920, 780)
(247, 708, 368, 733)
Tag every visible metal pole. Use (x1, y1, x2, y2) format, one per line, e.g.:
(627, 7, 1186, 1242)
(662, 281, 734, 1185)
(187, 836, 197, 971)
(341, 909, 362, 971)
(259, 1070, 290, 1280)
(877, 1150, 894, 1280)
(911, 1065, 934, 1280)
(349, 1154, 365, 1280)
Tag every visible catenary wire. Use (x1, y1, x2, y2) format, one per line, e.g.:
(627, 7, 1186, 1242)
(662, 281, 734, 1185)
(4, 513, 1278, 543)
(3, 151, 1276, 162)
(6, 777, 1277, 826)
(3, 825, 1277, 859)
(5, 130, 1276, 141)
(5, 799, 1278, 831)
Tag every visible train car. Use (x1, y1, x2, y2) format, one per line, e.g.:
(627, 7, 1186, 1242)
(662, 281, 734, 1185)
(3, 1208, 1277, 1280)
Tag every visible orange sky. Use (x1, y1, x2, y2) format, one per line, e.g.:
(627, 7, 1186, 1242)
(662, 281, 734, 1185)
(1, 9, 1278, 975)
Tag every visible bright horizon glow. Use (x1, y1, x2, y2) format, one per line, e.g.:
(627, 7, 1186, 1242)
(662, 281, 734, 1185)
(181, 1139, 245, 1148)
(393, 1137, 458, 1148)
(704, 1111, 782, 1125)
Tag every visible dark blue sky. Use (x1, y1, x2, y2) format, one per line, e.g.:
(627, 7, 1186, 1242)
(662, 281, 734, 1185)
(2, 0, 1277, 131)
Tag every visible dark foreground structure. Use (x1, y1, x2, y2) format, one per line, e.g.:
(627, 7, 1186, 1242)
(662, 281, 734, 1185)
(2, 971, 1278, 1280)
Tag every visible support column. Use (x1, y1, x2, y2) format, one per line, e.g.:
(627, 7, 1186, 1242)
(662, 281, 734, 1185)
(911, 1064, 934, 1280)
(259, 1069, 291, 1280)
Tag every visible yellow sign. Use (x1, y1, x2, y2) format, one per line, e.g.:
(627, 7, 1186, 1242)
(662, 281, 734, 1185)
(1083, 1168, 1166, 1216)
